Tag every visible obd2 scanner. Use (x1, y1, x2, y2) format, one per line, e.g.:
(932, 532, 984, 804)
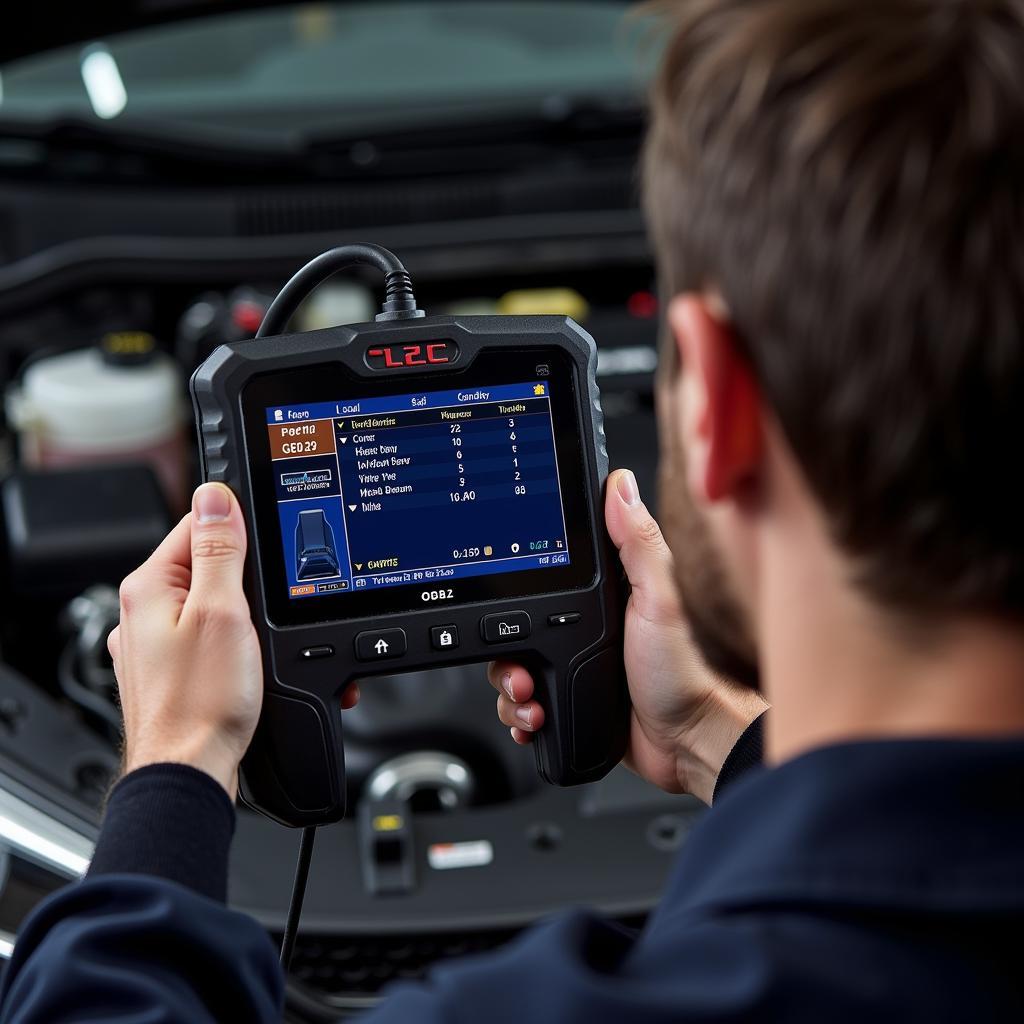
(190, 245, 629, 966)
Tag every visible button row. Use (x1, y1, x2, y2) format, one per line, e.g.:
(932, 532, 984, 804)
(298, 609, 580, 663)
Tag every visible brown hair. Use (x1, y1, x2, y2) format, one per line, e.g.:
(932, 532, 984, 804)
(643, 0, 1024, 617)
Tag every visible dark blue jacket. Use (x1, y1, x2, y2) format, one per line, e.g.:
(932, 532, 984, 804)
(2, 735, 1023, 1022)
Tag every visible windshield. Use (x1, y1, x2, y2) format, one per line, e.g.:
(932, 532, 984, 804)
(0, 2, 652, 139)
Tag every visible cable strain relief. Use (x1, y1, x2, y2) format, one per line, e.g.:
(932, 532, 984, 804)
(376, 269, 425, 320)
(385, 269, 414, 303)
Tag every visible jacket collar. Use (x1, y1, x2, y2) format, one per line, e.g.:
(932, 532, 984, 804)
(663, 737, 1024, 917)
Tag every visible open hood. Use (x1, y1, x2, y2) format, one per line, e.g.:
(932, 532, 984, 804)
(0, 0, 644, 144)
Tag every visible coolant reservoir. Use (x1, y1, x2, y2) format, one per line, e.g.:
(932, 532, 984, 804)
(7, 332, 187, 510)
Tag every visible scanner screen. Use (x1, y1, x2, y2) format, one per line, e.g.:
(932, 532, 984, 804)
(266, 381, 571, 601)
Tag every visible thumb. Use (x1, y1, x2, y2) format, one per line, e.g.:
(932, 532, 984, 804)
(605, 469, 681, 623)
(186, 483, 248, 609)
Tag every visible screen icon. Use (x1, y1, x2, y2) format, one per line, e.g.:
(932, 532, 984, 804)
(533, 383, 546, 396)
(316, 581, 348, 593)
(274, 409, 283, 421)
(483, 545, 493, 556)
(511, 543, 520, 553)
(281, 468, 332, 487)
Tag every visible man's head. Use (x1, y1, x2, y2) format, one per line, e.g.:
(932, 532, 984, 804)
(644, 0, 1024, 682)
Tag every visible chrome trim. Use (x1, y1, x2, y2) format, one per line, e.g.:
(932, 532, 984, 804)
(364, 751, 475, 810)
(0, 787, 93, 879)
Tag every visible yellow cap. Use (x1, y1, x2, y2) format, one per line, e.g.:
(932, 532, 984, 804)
(100, 331, 157, 366)
(497, 288, 589, 322)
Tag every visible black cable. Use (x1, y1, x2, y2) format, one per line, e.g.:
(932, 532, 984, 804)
(262, 243, 421, 981)
(255, 242, 423, 339)
(280, 825, 317, 971)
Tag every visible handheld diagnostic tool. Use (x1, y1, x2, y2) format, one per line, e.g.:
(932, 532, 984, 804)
(191, 245, 628, 832)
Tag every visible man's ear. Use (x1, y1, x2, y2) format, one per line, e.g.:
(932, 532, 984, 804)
(667, 294, 762, 503)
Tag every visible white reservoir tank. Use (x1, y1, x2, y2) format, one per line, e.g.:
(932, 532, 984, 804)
(7, 332, 187, 510)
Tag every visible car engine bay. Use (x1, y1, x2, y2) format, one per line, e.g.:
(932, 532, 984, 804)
(0, 6, 704, 1018)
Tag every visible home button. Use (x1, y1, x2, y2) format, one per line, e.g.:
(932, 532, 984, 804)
(355, 628, 407, 661)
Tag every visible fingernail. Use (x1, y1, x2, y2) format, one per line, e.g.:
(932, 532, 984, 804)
(616, 470, 640, 507)
(515, 705, 533, 728)
(195, 484, 231, 523)
(502, 672, 514, 700)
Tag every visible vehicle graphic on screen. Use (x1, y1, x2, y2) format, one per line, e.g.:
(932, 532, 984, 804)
(295, 509, 341, 581)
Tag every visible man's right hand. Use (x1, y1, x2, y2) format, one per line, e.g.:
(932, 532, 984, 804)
(487, 468, 767, 805)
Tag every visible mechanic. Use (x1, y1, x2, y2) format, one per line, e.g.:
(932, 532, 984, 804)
(4, 0, 1024, 1020)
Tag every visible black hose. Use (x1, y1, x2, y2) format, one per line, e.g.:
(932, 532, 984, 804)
(57, 641, 122, 733)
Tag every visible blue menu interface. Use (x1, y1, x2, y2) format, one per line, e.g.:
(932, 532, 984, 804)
(266, 381, 571, 599)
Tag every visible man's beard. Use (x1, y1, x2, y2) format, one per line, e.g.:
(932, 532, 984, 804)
(657, 438, 761, 692)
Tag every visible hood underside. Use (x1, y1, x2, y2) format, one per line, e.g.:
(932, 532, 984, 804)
(3, 1, 309, 63)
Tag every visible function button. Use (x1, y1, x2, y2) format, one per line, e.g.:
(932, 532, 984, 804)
(299, 644, 335, 660)
(481, 611, 531, 644)
(548, 612, 581, 627)
(355, 628, 407, 661)
(430, 625, 460, 651)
